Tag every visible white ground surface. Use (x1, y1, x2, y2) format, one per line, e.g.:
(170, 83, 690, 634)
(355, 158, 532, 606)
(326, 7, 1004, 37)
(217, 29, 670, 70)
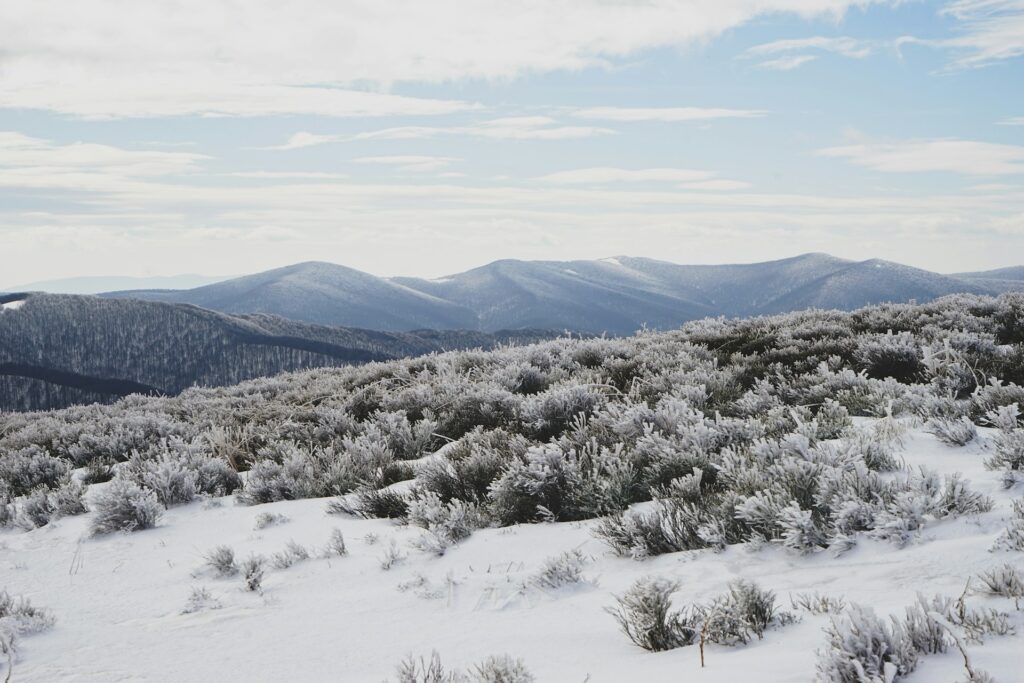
(3, 424, 1023, 682)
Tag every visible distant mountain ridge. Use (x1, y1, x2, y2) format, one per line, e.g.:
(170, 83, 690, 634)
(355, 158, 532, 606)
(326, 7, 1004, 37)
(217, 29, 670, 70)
(104, 254, 1024, 335)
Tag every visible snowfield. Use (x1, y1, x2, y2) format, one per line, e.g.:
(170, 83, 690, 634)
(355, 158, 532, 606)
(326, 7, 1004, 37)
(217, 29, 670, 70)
(4, 424, 1022, 682)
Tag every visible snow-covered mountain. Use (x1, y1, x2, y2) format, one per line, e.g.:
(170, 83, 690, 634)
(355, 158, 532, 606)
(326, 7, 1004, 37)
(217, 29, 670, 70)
(104, 254, 1024, 334)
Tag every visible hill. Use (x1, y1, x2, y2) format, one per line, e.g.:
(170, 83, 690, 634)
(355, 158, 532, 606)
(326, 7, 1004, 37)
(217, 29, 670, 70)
(0, 293, 558, 411)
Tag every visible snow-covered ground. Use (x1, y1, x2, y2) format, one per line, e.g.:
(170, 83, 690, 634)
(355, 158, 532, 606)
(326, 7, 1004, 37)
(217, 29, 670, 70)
(4, 424, 1023, 682)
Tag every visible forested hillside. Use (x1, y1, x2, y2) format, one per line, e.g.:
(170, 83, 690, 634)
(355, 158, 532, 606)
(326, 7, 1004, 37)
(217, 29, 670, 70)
(0, 294, 559, 412)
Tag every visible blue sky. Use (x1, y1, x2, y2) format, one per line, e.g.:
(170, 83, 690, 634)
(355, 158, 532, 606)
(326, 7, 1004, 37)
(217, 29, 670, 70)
(1, 0, 1022, 285)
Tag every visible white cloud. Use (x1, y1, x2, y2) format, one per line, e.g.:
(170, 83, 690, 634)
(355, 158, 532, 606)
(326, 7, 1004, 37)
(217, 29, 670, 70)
(265, 132, 348, 151)
(573, 106, 767, 122)
(225, 171, 350, 180)
(901, 0, 1024, 69)
(999, 116, 1024, 125)
(818, 139, 1024, 175)
(745, 36, 877, 70)
(271, 117, 614, 151)
(757, 55, 820, 70)
(679, 179, 752, 191)
(747, 36, 876, 58)
(354, 155, 459, 172)
(0, 0, 887, 118)
(539, 167, 716, 184)
(0, 132, 208, 193)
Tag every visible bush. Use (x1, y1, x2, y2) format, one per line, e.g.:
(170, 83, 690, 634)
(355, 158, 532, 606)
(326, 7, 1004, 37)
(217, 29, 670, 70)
(181, 586, 221, 614)
(241, 555, 265, 592)
(926, 417, 977, 446)
(253, 511, 288, 529)
(0, 446, 70, 497)
(992, 498, 1024, 551)
(699, 580, 788, 645)
(974, 564, 1024, 602)
(816, 605, 918, 682)
(323, 528, 347, 557)
(792, 592, 846, 615)
(127, 454, 198, 507)
(204, 545, 238, 577)
(469, 655, 535, 683)
(329, 487, 410, 520)
(0, 589, 56, 635)
(391, 651, 534, 683)
(90, 479, 163, 534)
(531, 549, 588, 590)
(270, 540, 310, 570)
(606, 577, 699, 652)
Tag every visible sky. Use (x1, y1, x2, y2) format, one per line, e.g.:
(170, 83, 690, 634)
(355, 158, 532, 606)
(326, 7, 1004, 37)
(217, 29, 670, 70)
(1, 0, 1023, 285)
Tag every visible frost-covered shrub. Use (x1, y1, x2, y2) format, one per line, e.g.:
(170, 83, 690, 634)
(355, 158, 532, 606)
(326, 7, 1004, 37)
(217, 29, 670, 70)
(125, 453, 198, 507)
(330, 486, 410, 520)
(407, 491, 482, 547)
(0, 446, 70, 497)
(371, 410, 440, 460)
(488, 443, 636, 525)
(698, 580, 791, 646)
(813, 399, 853, 440)
(992, 498, 1024, 551)
(816, 605, 918, 682)
(182, 586, 221, 614)
(468, 655, 535, 683)
(0, 589, 56, 636)
(416, 429, 529, 505)
(391, 651, 534, 683)
(379, 539, 406, 570)
(253, 511, 288, 529)
(90, 478, 163, 534)
(204, 545, 238, 577)
(974, 564, 1024, 602)
(856, 332, 922, 383)
(241, 555, 265, 592)
(606, 577, 699, 652)
(323, 528, 347, 557)
(792, 592, 846, 615)
(521, 385, 606, 441)
(270, 540, 310, 570)
(926, 417, 978, 446)
(531, 549, 588, 590)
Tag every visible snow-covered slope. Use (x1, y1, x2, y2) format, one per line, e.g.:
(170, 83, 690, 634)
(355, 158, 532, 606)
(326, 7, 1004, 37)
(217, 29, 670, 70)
(5, 424, 1021, 682)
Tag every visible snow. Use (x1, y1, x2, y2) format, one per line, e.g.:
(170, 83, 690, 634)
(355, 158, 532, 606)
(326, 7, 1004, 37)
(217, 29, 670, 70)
(4, 423, 1023, 682)
(0, 299, 25, 311)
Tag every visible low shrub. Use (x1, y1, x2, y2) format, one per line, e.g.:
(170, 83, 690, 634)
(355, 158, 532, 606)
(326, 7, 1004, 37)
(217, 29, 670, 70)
(90, 478, 163, 535)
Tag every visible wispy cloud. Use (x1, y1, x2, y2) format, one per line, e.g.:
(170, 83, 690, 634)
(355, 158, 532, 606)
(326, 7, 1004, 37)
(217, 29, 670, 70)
(819, 139, 1024, 175)
(0, 131, 208, 192)
(573, 107, 767, 122)
(263, 132, 348, 151)
(679, 179, 752, 191)
(998, 116, 1024, 125)
(744, 36, 876, 70)
(756, 55, 819, 71)
(268, 117, 614, 151)
(538, 167, 715, 184)
(353, 155, 459, 172)
(747, 36, 876, 59)
(899, 0, 1024, 70)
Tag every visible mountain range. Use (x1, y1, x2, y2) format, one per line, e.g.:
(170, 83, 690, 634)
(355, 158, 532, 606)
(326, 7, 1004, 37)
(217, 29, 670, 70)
(100, 253, 1024, 335)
